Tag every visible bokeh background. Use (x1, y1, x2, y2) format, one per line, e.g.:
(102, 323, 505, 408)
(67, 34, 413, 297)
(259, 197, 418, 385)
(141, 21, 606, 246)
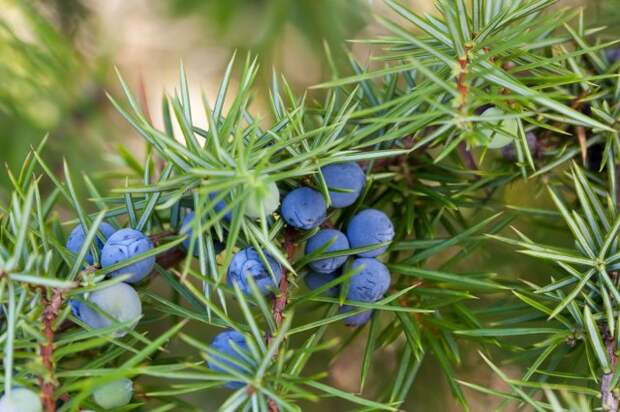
(0, 0, 618, 410)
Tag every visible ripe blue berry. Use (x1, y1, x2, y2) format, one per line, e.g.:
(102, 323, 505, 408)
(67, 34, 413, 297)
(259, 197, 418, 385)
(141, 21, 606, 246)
(181, 212, 224, 257)
(607, 47, 620, 64)
(346, 209, 394, 257)
(281, 187, 326, 230)
(209, 192, 232, 221)
(245, 181, 280, 219)
(227, 248, 282, 295)
(341, 307, 373, 327)
(304, 229, 349, 273)
(208, 330, 251, 389)
(66, 222, 116, 265)
(0, 388, 42, 412)
(347, 258, 390, 302)
(92, 379, 133, 409)
(340, 258, 389, 326)
(321, 162, 365, 208)
(304, 270, 340, 297)
(501, 132, 539, 162)
(75, 283, 142, 336)
(101, 228, 155, 284)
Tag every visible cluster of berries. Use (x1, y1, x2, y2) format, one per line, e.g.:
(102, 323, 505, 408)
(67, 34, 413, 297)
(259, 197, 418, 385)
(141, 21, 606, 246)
(46, 162, 394, 395)
(282, 162, 394, 326)
(67, 225, 153, 338)
(207, 162, 395, 388)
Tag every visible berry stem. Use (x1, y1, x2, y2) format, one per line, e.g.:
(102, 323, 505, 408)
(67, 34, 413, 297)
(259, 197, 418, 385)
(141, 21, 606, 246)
(39, 288, 64, 412)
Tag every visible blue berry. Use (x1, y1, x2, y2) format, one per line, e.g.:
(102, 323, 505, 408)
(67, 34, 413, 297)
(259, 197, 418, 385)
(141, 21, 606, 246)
(245, 181, 280, 219)
(68, 299, 80, 318)
(0, 388, 41, 412)
(281, 187, 326, 230)
(607, 47, 620, 64)
(321, 162, 365, 208)
(209, 192, 232, 221)
(340, 258, 389, 326)
(101, 228, 155, 284)
(304, 229, 349, 273)
(346, 209, 394, 257)
(75, 283, 142, 336)
(208, 330, 251, 389)
(227, 248, 282, 295)
(501, 132, 539, 161)
(93, 379, 133, 409)
(341, 307, 373, 327)
(181, 212, 225, 257)
(347, 258, 390, 302)
(304, 270, 340, 297)
(66, 222, 116, 265)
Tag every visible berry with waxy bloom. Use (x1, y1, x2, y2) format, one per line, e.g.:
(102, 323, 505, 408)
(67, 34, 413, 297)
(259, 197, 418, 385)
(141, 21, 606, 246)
(181, 212, 225, 257)
(305, 229, 349, 273)
(73, 282, 142, 336)
(227, 248, 282, 295)
(346, 209, 394, 257)
(208, 330, 251, 389)
(304, 270, 340, 297)
(321, 162, 366, 208)
(281, 187, 326, 230)
(101, 228, 155, 284)
(66, 222, 116, 265)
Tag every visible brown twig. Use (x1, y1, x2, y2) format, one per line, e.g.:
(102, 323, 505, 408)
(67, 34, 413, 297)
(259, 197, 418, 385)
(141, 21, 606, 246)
(39, 289, 64, 412)
(266, 228, 297, 412)
(602, 328, 619, 411)
(268, 228, 296, 343)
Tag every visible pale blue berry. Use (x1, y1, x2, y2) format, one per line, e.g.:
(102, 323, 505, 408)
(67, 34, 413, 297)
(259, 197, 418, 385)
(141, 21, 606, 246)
(227, 248, 282, 295)
(607, 47, 620, 64)
(304, 270, 340, 297)
(281, 187, 326, 230)
(346, 209, 394, 257)
(101, 228, 155, 283)
(209, 192, 232, 221)
(341, 307, 373, 327)
(347, 258, 390, 302)
(66, 222, 116, 265)
(208, 330, 251, 389)
(321, 162, 366, 208)
(181, 212, 224, 257)
(305, 229, 349, 273)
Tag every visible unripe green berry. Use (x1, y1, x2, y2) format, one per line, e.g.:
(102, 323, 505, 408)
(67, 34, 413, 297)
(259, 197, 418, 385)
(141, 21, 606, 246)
(0, 388, 42, 412)
(245, 181, 280, 219)
(479, 107, 517, 149)
(92, 378, 133, 410)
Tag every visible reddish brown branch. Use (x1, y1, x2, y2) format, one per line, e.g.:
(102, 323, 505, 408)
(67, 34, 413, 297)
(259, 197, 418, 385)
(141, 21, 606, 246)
(39, 289, 64, 412)
(266, 228, 297, 412)
(269, 228, 296, 339)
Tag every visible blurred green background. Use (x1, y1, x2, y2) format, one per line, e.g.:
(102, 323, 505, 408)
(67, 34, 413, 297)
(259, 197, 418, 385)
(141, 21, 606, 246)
(0, 0, 618, 410)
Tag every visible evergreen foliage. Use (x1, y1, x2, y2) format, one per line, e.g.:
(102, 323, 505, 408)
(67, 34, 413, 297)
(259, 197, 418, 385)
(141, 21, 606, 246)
(1, 0, 620, 410)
